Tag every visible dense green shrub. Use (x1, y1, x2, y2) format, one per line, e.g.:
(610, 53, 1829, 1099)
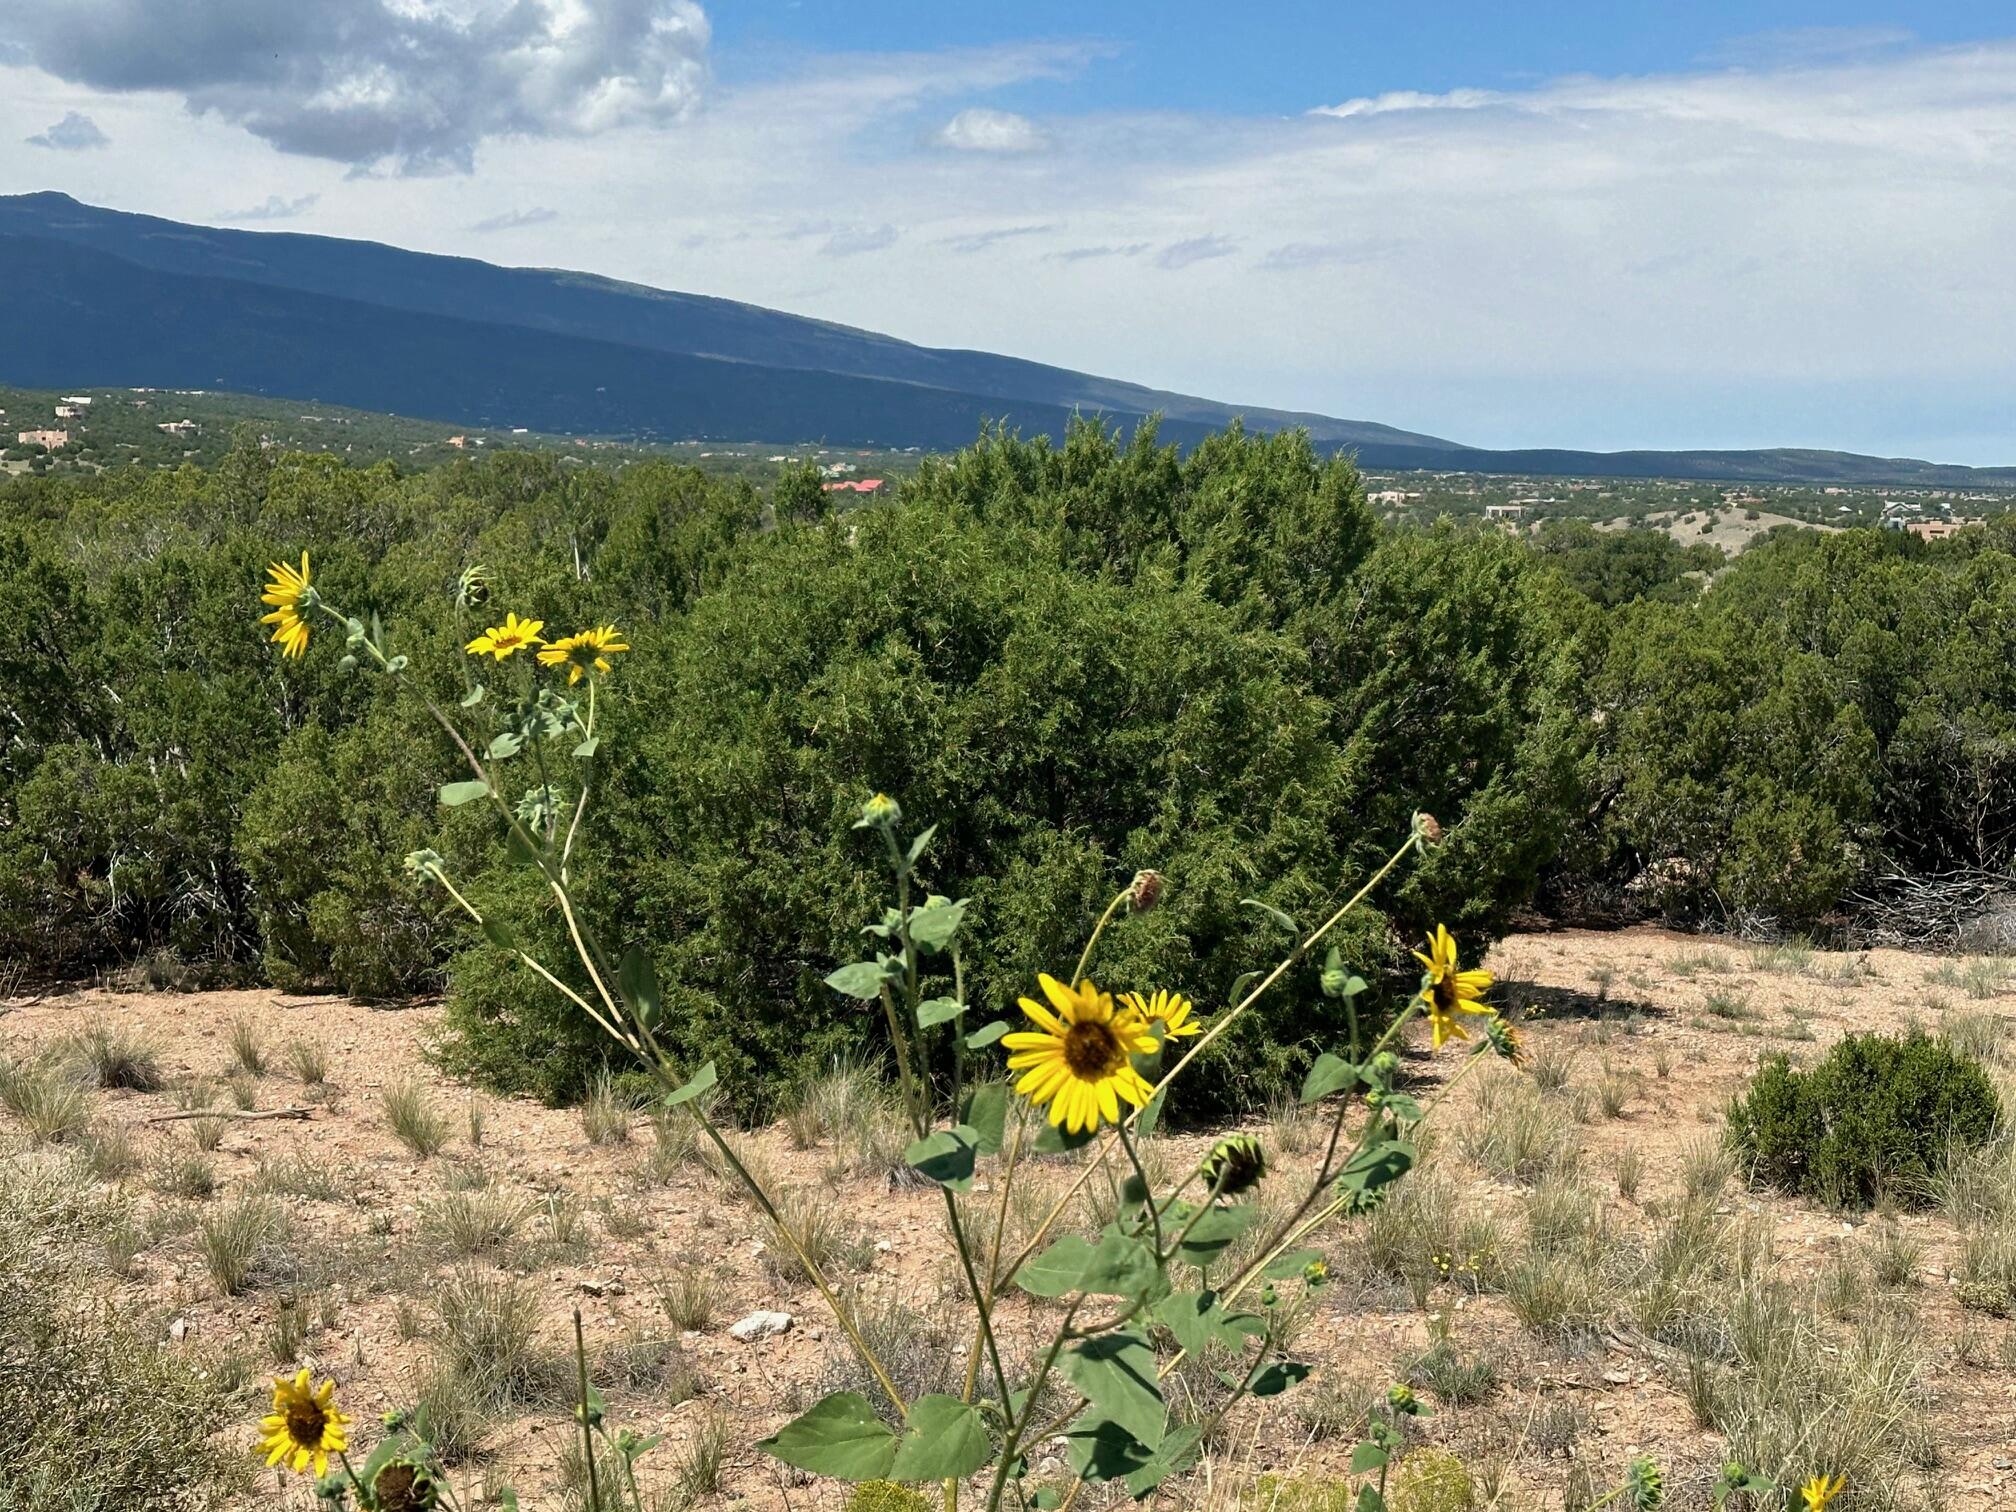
(1728, 1031, 2001, 1208)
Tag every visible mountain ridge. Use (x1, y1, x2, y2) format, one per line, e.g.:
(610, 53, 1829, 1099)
(4, 191, 2012, 487)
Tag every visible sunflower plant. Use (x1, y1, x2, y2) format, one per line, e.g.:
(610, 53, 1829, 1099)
(253, 552, 1643, 1510)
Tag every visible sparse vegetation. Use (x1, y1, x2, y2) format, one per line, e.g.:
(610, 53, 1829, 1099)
(383, 1077, 452, 1157)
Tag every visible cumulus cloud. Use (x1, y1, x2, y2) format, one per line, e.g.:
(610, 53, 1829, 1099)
(471, 206, 561, 232)
(228, 192, 319, 221)
(2, 0, 710, 173)
(934, 107, 1046, 153)
(26, 110, 108, 149)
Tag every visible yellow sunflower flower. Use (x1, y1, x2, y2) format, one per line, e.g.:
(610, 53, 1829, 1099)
(257, 1368, 350, 1478)
(1800, 1475, 1846, 1512)
(1413, 923, 1495, 1050)
(1004, 974, 1158, 1134)
(259, 552, 313, 660)
(536, 624, 631, 684)
(465, 611, 546, 661)
(1120, 989, 1203, 1042)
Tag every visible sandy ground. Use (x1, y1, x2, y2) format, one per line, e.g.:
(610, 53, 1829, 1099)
(3, 925, 2015, 1511)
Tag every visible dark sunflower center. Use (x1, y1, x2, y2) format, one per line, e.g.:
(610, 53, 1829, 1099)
(1063, 1020, 1125, 1078)
(286, 1401, 327, 1447)
(1432, 977, 1460, 1012)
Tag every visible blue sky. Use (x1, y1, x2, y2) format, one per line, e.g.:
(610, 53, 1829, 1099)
(2, 2, 2015, 462)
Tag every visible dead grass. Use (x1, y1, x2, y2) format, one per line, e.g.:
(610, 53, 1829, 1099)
(382, 1077, 452, 1157)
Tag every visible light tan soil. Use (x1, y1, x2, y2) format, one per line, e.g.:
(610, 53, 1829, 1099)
(3, 925, 2013, 1510)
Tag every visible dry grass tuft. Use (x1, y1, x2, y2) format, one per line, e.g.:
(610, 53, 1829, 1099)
(382, 1078, 451, 1157)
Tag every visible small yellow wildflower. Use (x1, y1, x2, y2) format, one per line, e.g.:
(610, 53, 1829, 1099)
(259, 552, 313, 659)
(1003, 974, 1158, 1134)
(257, 1368, 350, 1477)
(465, 611, 545, 660)
(537, 623, 631, 684)
(1800, 1475, 1846, 1512)
(1120, 988, 1202, 1041)
(1413, 924, 1494, 1050)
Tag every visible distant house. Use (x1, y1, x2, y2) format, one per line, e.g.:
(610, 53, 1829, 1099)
(59, 395, 93, 406)
(54, 405, 78, 419)
(17, 428, 69, 449)
(1483, 503, 1530, 523)
(156, 419, 199, 435)
(820, 478, 886, 496)
(446, 435, 469, 448)
(1909, 519, 1978, 541)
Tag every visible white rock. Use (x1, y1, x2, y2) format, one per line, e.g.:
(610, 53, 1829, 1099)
(168, 1317, 189, 1341)
(729, 1310, 795, 1341)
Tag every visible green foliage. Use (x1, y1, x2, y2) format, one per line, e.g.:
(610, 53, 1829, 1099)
(1389, 1449, 1476, 1512)
(1728, 1031, 2001, 1209)
(846, 1483, 933, 1512)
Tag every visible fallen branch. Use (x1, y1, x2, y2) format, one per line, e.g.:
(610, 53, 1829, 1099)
(139, 1106, 317, 1125)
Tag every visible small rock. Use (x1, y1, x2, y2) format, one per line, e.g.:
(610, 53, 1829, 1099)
(168, 1317, 189, 1341)
(579, 1279, 626, 1297)
(1993, 1457, 2013, 1470)
(1601, 1369, 1631, 1385)
(729, 1310, 795, 1341)
(808, 1327, 826, 1342)
(875, 1239, 894, 1253)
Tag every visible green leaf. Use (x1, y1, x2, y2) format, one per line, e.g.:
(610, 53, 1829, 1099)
(1248, 1360, 1313, 1398)
(1154, 1290, 1260, 1358)
(1033, 1492, 1063, 1510)
(1336, 1140, 1415, 1210)
(1172, 1203, 1256, 1268)
(1357, 1486, 1386, 1512)
(1228, 970, 1262, 1004)
(505, 825, 545, 866)
(1262, 1247, 1326, 1279)
(439, 779, 490, 807)
(1062, 1412, 1155, 1488)
(1239, 897, 1301, 934)
(1134, 1086, 1168, 1140)
(906, 894, 968, 952)
(460, 684, 486, 708)
(487, 731, 522, 759)
(824, 961, 890, 1000)
(1350, 1441, 1389, 1474)
(1124, 1423, 1202, 1498)
(620, 945, 661, 1033)
(905, 1125, 980, 1192)
(889, 1395, 991, 1481)
(1059, 1329, 1164, 1451)
(1032, 1118, 1096, 1154)
(904, 824, 938, 868)
(1017, 1231, 1158, 1299)
(757, 1392, 897, 1481)
(965, 1020, 1010, 1050)
(572, 734, 599, 759)
(481, 919, 517, 951)
(963, 1082, 1008, 1156)
(663, 1061, 717, 1108)
(915, 997, 964, 1029)
(1300, 1052, 1359, 1104)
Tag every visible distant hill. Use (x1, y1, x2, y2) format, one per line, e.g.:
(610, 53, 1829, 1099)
(3, 191, 2012, 486)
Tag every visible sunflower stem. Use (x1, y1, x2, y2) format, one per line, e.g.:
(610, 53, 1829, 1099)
(574, 1310, 601, 1512)
(1068, 887, 1132, 988)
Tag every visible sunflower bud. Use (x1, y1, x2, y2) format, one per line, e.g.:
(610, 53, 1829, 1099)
(1303, 1257, 1329, 1289)
(1128, 869, 1164, 914)
(1200, 1134, 1268, 1197)
(370, 1459, 440, 1512)
(1627, 1457, 1664, 1512)
(455, 564, 493, 610)
(1478, 1014, 1525, 1065)
(403, 848, 446, 883)
(856, 793, 902, 831)
(1386, 1382, 1423, 1416)
(1413, 811, 1443, 846)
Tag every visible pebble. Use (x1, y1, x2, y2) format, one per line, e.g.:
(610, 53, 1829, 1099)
(729, 1310, 794, 1341)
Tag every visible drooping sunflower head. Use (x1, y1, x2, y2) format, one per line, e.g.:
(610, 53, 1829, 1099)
(1800, 1475, 1846, 1512)
(1003, 974, 1158, 1134)
(1412, 924, 1495, 1050)
(257, 1368, 350, 1478)
(465, 611, 546, 661)
(536, 624, 631, 684)
(371, 1457, 440, 1511)
(259, 552, 314, 659)
(1120, 988, 1202, 1043)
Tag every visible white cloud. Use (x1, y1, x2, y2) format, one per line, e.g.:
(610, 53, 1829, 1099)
(934, 107, 1046, 153)
(471, 206, 561, 232)
(1157, 234, 1236, 270)
(227, 191, 319, 221)
(1311, 88, 1504, 121)
(26, 110, 107, 149)
(0, 0, 710, 173)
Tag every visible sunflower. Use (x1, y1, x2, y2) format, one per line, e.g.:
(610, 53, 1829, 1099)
(260, 552, 314, 659)
(465, 611, 546, 661)
(1800, 1475, 1846, 1512)
(1003, 974, 1158, 1134)
(257, 1368, 350, 1478)
(536, 624, 631, 684)
(1412, 924, 1495, 1050)
(1120, 988, 1202, 1042)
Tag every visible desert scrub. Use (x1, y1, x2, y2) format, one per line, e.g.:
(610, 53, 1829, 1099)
(1728, 1030, 2001, 1208)
(62, 1020, 164, 1091)
(382, 1077, 453, 1157)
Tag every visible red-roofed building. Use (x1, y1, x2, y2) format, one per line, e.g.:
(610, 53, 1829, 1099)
(820, 478, 886, 495)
